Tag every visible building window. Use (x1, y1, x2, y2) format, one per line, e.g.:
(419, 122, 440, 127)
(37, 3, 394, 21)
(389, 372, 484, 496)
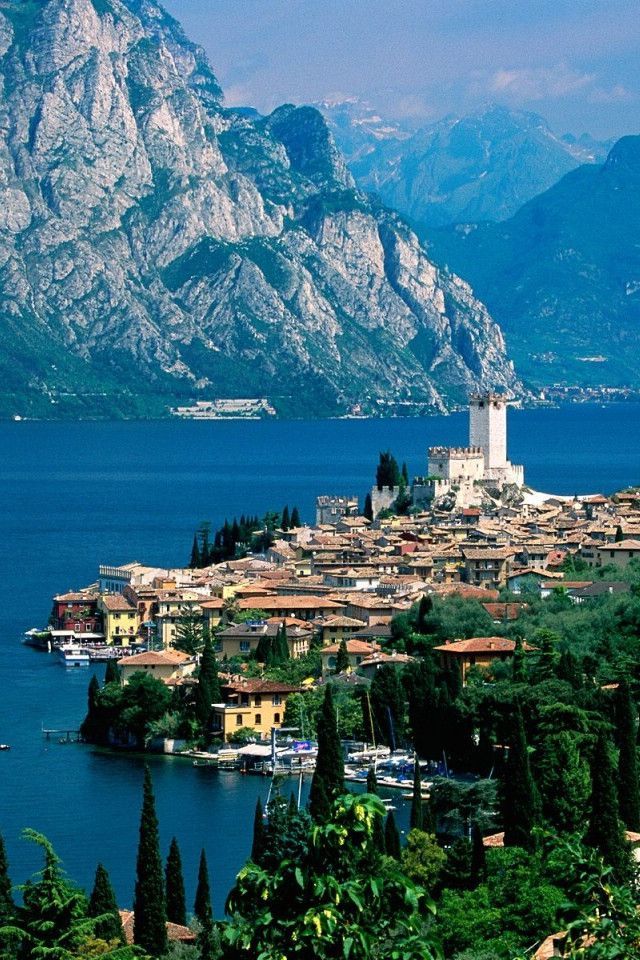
(272, 695, 282, 706)
(254, 695, 262, 707)
(236, 714, 242, 726)
(241, 694, 249, 706)
(240, 641, 250, 653)
(255, 714, 262, 725)
(274, 713, 280, 723)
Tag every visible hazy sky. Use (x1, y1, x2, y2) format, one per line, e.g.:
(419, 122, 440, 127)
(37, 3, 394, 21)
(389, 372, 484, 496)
(163, 0, 640, 138)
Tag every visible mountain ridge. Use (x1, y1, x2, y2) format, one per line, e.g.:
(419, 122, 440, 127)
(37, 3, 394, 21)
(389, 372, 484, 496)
(0, 0, 519, 419)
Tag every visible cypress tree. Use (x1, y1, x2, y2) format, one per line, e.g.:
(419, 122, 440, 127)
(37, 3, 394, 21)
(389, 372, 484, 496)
(251, 798, 266, 864)
(290, 506, 301, 528)
(309, 685, 344, 821)
(190, 533, 201, 568)
(410, 757, 423, 831)
(0, 833, 14, 924)
(415, 594, 433, 635)
(334, 638, 350, 674)
(281, 506, 290, 531)
(274, 623, 290, 663)
(401, 462, 409, 486)
(586, 729, 629, 879)
(255, 632, 272, 664)
(89, 863, 124, 944)
(104, 658, 120, 685)
(133, 766, 167, 956)
(384, 812, 401, 859)
(502, 708, 538, 850)
(363, 492, 373, 522)
(511, 635, 526, 684)
(614, 679, 640, 831)
(165, 838, 187, 927)
(194, 849, 212, 925)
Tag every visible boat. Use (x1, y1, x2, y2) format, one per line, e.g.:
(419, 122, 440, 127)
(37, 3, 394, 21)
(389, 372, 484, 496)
(193, 759, 216, 769)
(0, 744, 10, 751)
(58, 645, 91, 667)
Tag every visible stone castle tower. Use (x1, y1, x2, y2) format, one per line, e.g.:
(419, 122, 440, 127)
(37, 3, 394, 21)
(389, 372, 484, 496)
(469, 393, 508, 473)
(469, 392, 523, 485)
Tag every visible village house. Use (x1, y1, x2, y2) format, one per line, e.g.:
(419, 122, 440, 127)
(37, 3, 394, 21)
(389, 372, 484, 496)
(211, 678, 301, 741)
(433, 636, 535, 683)
(97, 594, 140, 646)
(236, 594, 346, 621)
(49, 591, 103, 639)
(317, 615, 368, 646)
(461, 546, 515, 589)
(214, 620, 312, 659)
(593, 539, 640, 567)
(320, 638, 379, 675)
(356, 650, 414, 680)
(117, 648, 197, 685)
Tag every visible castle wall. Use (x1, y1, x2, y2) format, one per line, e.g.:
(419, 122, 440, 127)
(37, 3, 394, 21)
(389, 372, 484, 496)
(371, 485, 400, 519)
(428, 446, 485, 482)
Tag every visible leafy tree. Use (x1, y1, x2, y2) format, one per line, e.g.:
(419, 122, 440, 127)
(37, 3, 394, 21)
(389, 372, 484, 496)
(334, 638, 350, 675)
(80, 674, 101, 742)
(166, 838, 187, 927)
(470, 822, 487, 885)
(250, 798, 266, 864)
(0, 830, 135, 960)
(502, 708, 538, 850)
(401, 830, 446, 891)
(195, 634, 221, 737)
(404, 659, 438, 759)
(585, 730, 629, 880)
(88, 863, 124, 944)
(309, 685, 344, 821)
(224, 793, 441, 960)
(104, 658, 120, 685)
(614, 679, 640, 830)
(0, 833, 14, 932)
(366, 767, 386, 853)
(384, 811, 401, 859)
(415, 595, 434, 636)
(133, 766, 167, 956)
(119, 672, 173, 747)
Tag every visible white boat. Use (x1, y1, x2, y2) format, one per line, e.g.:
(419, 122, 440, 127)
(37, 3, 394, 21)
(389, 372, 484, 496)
(58, 645, 91, 667)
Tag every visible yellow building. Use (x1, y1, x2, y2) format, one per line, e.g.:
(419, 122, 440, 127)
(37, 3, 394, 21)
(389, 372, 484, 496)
(319, 615, 367, 646)
(117, 648, 197, 685)
(211, 679, 301, 741)
(433, 637, 535, 684)
(98, 594, 140, 646)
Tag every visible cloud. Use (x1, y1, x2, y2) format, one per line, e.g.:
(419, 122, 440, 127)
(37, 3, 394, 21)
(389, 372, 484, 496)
(588, 84, 636, 104)
(487, 63, 593, 101)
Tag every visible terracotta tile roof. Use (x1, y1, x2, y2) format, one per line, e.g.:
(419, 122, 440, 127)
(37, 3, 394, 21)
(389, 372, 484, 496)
(119, 910, 196, 945)
(237, 595, 345, 610)
(54, 591, 98, 603)
(118, 649, 192, 667)
(223, 679, 301, 694)
(433, 637, 536, 655)
(482, 602, 527, 620)
(100, 594, 138, 612)
(321, 639, 377, 656)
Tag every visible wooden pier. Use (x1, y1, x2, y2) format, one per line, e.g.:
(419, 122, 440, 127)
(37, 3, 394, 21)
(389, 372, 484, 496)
(42, 726, 82, 743)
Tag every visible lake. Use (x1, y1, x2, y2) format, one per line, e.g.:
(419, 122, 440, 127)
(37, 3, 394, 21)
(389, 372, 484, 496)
(1, 403, 639, 914)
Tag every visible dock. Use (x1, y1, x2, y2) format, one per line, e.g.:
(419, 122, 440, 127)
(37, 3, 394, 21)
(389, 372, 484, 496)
(42, 726, 82, 743)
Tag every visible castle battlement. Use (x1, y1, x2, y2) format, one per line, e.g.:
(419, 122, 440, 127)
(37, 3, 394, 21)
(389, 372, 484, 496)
(428, 446, 484, 458)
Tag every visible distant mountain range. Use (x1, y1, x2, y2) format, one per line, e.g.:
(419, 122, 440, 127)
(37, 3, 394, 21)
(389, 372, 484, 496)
(0, 0, 519, 420)
(426, 136, 640, 386)
(318, 99, 612, 227)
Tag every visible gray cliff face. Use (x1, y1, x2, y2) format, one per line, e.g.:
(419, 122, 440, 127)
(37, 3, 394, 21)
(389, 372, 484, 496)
(0, 0, 519, 418)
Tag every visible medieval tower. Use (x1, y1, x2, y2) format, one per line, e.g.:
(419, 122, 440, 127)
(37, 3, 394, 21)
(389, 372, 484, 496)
(469, 393, 508, 472)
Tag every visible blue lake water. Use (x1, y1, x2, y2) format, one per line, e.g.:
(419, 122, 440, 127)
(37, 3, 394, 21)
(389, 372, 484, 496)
(1, 404, 639, 914)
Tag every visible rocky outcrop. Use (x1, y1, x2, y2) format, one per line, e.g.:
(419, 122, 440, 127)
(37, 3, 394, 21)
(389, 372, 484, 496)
(0, 0, 519, 418)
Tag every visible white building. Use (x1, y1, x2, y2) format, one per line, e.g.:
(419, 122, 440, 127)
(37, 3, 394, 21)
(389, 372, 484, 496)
(469, 393, 524, 485)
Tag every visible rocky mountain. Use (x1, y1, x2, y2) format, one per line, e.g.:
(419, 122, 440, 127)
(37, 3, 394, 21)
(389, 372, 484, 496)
(0, 0, 518, 419)
(320, 101, 610, 227)
(426, 136, 640, 387)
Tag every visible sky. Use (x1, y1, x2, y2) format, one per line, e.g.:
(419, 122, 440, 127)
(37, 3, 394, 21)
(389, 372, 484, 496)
(163, 0, 640, 139)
